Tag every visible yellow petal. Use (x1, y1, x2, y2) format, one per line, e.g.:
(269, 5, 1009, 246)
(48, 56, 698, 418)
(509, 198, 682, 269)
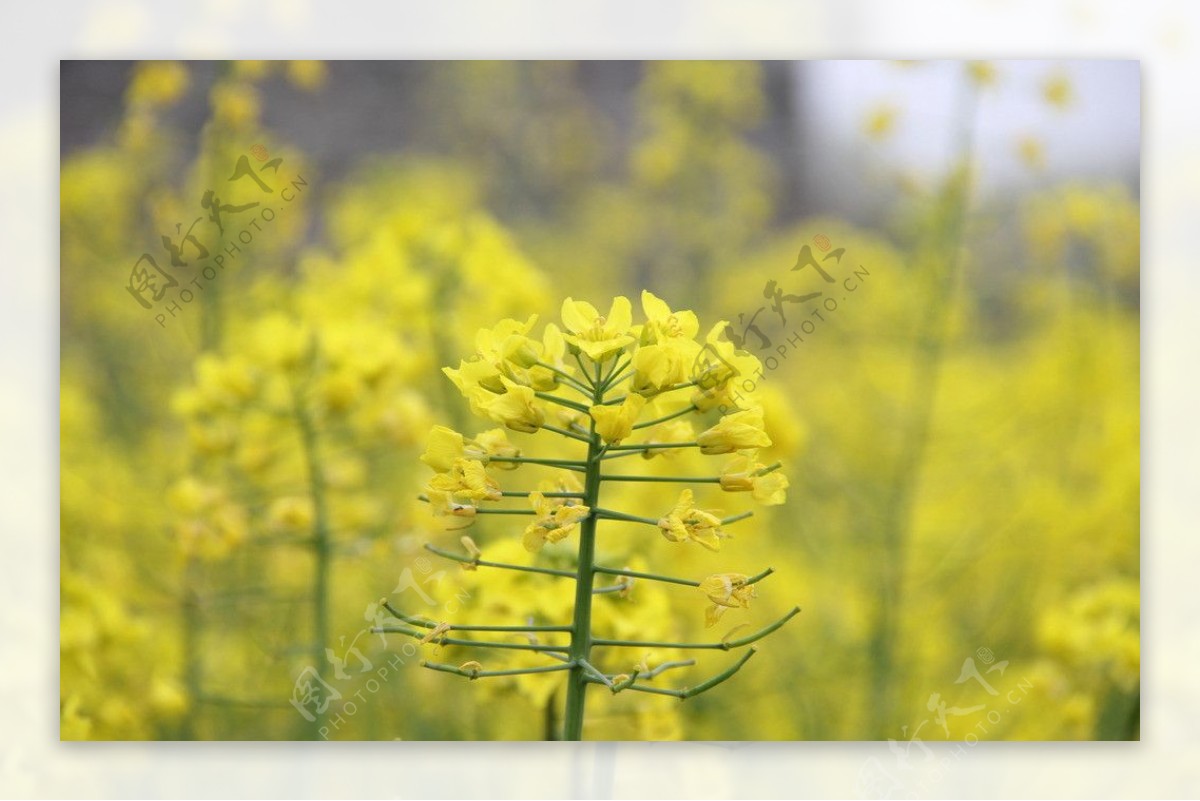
(561, 298, 599, 334)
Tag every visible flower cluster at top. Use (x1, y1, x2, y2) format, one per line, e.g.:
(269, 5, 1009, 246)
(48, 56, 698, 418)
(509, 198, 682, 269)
(417, 291, 791, 627)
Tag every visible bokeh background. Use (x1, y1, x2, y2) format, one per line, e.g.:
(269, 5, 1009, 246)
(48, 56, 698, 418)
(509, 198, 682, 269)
(59, 59, 1139, 742)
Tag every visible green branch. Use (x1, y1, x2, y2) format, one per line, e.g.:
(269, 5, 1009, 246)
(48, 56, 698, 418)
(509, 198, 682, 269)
(422, 659, 573, 680)
(633, 404, 698, 430)
(600, 474, 720, 484)
(542, 424, 593, 444)
(534, 391, 591, 414)
(382, 601, 572, 633)
(604, 441, 700, 452)
(593, 564, 700, 588)
(590, 607, 801, 651)
(424, 543, 576, 578)
(534, 361, 593, 396)
(373, 625, 570, 653)
(489, 455, 588, 472)
(583, 648, 758, 700)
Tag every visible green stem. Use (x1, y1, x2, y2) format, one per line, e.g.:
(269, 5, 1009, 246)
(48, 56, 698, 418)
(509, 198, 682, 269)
(591, 606, 800, 650)
(582, 649, 757, 700)
(638, 659, 696, 678)
(601, 474, 720, 484)
(593, 508, 660, 525)
(534, 361, 593, 396)
(543, 424, 592, 444)
(599, 357, 630, 391)
(594, 564, 700, 587)
(604, 441, 699, 451)
(424, 543, 576, 578)
(535, 392, 590, 414)
(592, 508, 752, 528)
(423, 660, 573, 679)
(576, 658, 612, 688)
(604, 370, 632, 390)
(598, 449, 649, 462)
(382, 601, 572, 633)
(489, 455, 588, 472)
(417, 497, 539, 515)
(601, 380, 697, 406)
(633, 404, 698, 430)
(562, 364, 605, 741)
(592, 564, 772, 590)
(374, 625, 569, 653)
(572, 352, 596, 389)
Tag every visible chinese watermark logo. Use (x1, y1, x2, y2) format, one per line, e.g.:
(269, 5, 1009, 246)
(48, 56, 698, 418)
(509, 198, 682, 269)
(124, 144, 307, 328)
(288, 555, 471, 739)
(691, 234, 873, 411)
(857, 647, 1034, 799)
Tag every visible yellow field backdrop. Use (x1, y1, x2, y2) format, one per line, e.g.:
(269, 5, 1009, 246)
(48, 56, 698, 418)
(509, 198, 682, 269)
(60, 60, 1138, 741)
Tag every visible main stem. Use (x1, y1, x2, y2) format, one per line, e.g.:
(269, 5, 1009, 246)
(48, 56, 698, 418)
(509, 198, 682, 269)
(562, 364, 605, 740)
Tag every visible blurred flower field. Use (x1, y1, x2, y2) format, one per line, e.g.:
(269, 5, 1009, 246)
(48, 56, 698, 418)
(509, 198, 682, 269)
(59, 60, 1139, 741)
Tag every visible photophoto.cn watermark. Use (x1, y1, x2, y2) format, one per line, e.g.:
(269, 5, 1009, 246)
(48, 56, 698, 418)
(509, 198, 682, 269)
(288, 554, 471, 740)
(691, 233, 873, 412)
(857, 646, 1034, 799)
(123, 143, 307, 327)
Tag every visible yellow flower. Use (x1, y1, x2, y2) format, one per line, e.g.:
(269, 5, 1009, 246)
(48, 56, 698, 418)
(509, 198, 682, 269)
(631, 342, 692, 395)
(194, 354, 257, 409)
(210, 82, 260, 129)
(590, 394, 647, 444)
(421, 426, 470, 473)
(690, 322, 762, 411)
(126, 61, 189, 107)
(444, 357, 506, 396)
(426, 489, 478, 520)
(267, 497, 314, 532)
(250, 314, 310, 370)
(697, 407, 772, 454)
(719, 452, 789, 505)
(475, 315, 541, 370)
(561, 296, 635, 361)
(639, 290, 699, 343)
(635, 418, 695, 459)
(149, 677, 189, 718)
(472, 428, 521, 467)
(539, 473, 584, 496)
(319, 369, 362, 412)
(167, 477, 219, 516)
(698, 573, 755, 627)
(474, 377, 545, 433)
(420, 426, 519, 472)
(287, 60, 328, 91)
(523, 492, 591, 552)
(658, 489, 725, 551)
(525, 323, 572, 391)
(232, 60, 272, 80)
(428, 458, 501, 503)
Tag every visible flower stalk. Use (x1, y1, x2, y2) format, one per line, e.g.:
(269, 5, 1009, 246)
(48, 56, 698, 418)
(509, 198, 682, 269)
(386, 292, 799, 740)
